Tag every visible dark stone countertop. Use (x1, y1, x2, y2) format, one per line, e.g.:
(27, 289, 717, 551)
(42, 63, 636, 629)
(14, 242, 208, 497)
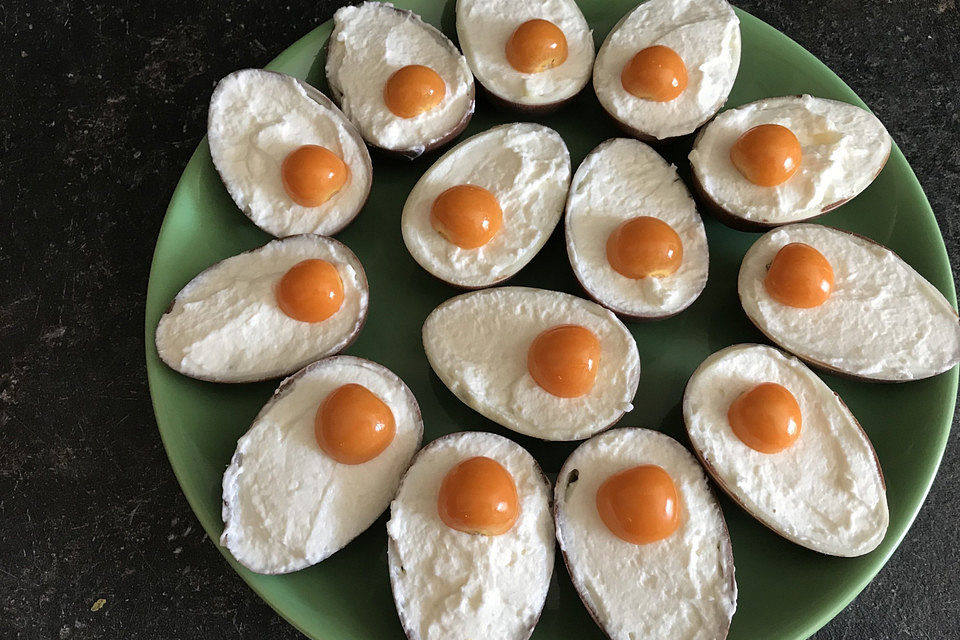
(1, 1, 958, 638)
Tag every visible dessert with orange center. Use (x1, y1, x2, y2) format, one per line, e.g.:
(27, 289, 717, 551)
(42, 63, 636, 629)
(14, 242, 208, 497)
(527, 324, 601, 398)
(430, 184, 503, 249)
(315, 383, 396, 465)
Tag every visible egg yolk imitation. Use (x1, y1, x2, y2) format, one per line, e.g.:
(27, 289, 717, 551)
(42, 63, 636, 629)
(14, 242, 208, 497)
(606, 216, 683, 279)
(621, 45, 688, 102)
(764, 242, 834, 308)
(430, 184, 504, 249)
(315, 383, 396, 465)
(437, 456, 519, 535)
(505, 19, 569, 74)
(383, 65, 447, 118)
(730, 124, 802, 187)
(276, 259, 344, 322)
(596, 464, 680, 545)
(727, 382, 802, 454)
(280, 145, 350, 207)
(527, 325, 601, 398)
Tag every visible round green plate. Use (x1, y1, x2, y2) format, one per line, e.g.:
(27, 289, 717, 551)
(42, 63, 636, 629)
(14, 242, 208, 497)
(145, 2, 958, 638)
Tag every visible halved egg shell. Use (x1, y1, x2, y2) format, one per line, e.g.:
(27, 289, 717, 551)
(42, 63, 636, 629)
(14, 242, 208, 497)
(155, 234, 368, 383)
(387, 431, 553, 639)
(220, 356, 423, 574)
(208, 69, 373, 237)
(683, 344, 888, 556)
(456, 0, 594, 112)
(402, 123, 571, 288)
(566, 138, 709, 319)
(593, 0, 741, 142)
(423, 287, 641, 441)
(325, 2, 475, 159)
(690, 95, 892, 230)
(555, 428, 737, 640)
(739, 224, 960, 381)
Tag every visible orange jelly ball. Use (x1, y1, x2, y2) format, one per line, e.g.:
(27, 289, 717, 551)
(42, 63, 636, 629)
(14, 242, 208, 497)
(596, 465, 680, 545)
(280, 145, 350, 207)
(383, 65, 446, 118)
(730, 124, 803, 187)
(437, 456, 519, 535)
(621, 45, 688, 102)
(606, 216, 683, 279)
(315, 384, 396, 465)
(505, 19, 569, 74)
(527, 325, 601, 398)
(727, 382, 802, 454)
(275, 259, 344, 323)
(430, 184, 503, 249)
(764, 242, 834, 308)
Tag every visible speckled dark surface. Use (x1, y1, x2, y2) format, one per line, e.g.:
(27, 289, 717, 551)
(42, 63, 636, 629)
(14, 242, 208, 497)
(2, 0, 958, 638)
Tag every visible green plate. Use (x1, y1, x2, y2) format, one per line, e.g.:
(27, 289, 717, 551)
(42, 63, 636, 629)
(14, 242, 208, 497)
(145, 2, 958, 638)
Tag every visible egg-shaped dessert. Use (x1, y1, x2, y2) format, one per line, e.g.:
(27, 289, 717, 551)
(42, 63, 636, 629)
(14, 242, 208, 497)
(738, 224, 960, 381)
(683, 343, 888, 556)
(208, 69, 372, 237)
(402, 123, 571, 288)
(566, 138, 709, 319)
(593, 0, 740, 142)
(326, 2, 475, 158)
(456, 0, 594, 111)
(423, 287, 640, 440)
(555, 428, 737, 640)
(690, 95, 892, 230)
(155, 234, 368, 383)
(220, 356, 422, 574)
(388, 431, 554, 640)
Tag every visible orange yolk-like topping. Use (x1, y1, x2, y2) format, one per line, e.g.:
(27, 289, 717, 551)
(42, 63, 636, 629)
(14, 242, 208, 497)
(280, 145, 350, 207)
(606, 216, 683, 279)
(730, 124, 802, 187)
(383, 65, 446, 119)
(315, 384, 396, 465)
(275, 259, 344, 323)
(596, 465, 680, 545)
(527, 325, 601, 398)
(621, 45, 688, 102)
(430, 184, 503, 249)
(437, 456, 519, 535)
(727, 382, 802, 454)
(764, 242, 834, 308)
(505, 19, 569, 74)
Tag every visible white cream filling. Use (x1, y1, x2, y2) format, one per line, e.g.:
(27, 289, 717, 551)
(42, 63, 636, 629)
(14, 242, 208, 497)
(326, 2, 474, 154)
(684, 344, 888, 556)
(739, 224, 960, 380)
(402, 123, 570, 288)
(593, 0, 740, 140)
(422, 287, 641, 441)
(208, 69, 371, 237)
(387, 432, 553, 640)
(690, 95, 891, 223)
(566, 138, 709, 317)
(155, 235, 367, 382)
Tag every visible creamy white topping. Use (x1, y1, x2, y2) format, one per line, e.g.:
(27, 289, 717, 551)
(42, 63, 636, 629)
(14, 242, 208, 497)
(402, 123, 570, 288)
(326, 2, 474, 155)
(566, 138, 709, 317)
(684, 344, 888, 556)
(387, 432, 553, 640)
(555, 428, 737, 640)
(208, 69, 372, 237)
(422, 287, 641, 440)
(456, 0, 594, 106)
(220, 357, 422, 574)
(739, 224, 960, 380)
(593, 0, 740, 140)
(155, 235, 368, 383)
(690, 95, 891, 224)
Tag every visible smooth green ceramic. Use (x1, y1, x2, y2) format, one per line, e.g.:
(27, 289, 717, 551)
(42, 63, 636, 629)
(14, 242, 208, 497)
(144, 2, 958, 638)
